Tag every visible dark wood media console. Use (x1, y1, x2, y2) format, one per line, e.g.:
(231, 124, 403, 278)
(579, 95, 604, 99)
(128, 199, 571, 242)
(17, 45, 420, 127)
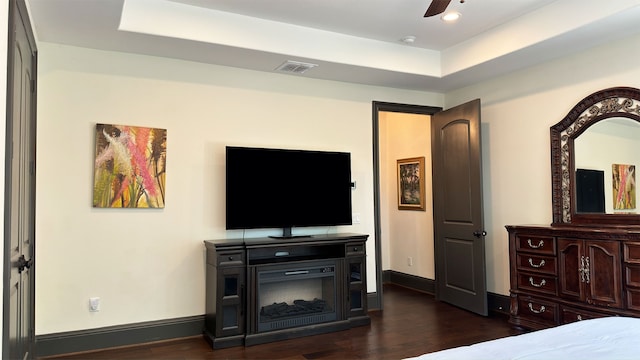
(203, 233, 369, 349)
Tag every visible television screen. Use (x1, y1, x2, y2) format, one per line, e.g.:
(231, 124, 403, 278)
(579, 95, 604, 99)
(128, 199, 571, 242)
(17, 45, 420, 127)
(225, 146, 353, 236)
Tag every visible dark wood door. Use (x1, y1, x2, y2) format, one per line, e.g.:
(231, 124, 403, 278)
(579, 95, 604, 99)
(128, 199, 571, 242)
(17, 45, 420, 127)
(431, 99, 487, 315)
(5, 1, 37, 359)
(558, 238, 583, 300)
(585, 240, 622, 308)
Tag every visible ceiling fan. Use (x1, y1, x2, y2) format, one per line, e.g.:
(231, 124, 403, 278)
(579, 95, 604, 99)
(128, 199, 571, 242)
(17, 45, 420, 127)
(424, 0, 465, 17)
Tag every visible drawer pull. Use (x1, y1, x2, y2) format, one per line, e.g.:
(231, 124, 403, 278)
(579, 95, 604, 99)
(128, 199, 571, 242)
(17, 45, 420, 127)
(527, 239, 544, 249)
(577, 314, 583, 321)
(528, 302, 546, 314)
(528, 258, 546, 268)
(528, 277, 546, 288)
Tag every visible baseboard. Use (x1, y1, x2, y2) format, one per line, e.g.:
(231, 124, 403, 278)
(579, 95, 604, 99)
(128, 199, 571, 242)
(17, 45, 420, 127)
(382, 270, 510, 315)
(36, 315, 204, 358)
(383, 270, 435, 294)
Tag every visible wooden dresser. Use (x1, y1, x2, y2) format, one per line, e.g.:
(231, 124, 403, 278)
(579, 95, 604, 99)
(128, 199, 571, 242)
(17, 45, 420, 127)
(506, 225, 640, 329)
(507, 87, 640, 330)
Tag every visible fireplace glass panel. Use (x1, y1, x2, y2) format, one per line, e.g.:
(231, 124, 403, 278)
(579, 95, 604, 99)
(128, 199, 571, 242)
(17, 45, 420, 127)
(222, 305, 237, 329)
(224, 277, 238, 297)
(257, 261, 337, 332)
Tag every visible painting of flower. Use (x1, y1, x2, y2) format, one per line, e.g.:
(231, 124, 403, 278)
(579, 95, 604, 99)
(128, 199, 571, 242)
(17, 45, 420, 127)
(93, 124, 167, 208)
(612, 163, 636, 210)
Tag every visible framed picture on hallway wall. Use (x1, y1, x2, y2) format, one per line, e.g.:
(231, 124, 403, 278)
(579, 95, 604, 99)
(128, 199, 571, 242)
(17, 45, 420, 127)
(93, 123, 167, 208)
(397, 156, 425, 210)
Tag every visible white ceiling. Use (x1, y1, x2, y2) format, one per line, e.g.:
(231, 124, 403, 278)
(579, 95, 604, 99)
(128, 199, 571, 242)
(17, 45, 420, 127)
(25, 0, 640, 92)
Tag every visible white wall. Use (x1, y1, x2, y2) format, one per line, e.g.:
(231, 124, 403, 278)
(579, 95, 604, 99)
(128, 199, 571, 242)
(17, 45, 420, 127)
(445, 31, 640, 296)
(34, 43, 442, 335)
(379, 112, 434, 279)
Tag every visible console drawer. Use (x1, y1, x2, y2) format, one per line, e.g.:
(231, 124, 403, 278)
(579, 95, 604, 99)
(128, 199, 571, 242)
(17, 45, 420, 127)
(346, 242, 365, 256)
(217, 251, 245, 266)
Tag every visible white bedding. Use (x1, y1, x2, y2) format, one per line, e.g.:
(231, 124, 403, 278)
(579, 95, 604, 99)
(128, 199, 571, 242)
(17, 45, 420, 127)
(406, 317, 640, 360)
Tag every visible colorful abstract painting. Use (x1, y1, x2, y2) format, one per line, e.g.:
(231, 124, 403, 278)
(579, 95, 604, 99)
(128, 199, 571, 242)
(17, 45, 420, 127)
(612, 163, 636, 210)
(93, 124, 167, 208)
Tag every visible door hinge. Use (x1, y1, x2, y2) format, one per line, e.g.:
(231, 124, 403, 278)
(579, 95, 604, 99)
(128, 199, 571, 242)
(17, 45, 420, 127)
(30, 79, 35, 93)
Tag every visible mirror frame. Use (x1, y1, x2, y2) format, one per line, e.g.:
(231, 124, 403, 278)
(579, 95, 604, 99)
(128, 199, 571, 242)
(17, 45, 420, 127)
(551, 86, 640, 226)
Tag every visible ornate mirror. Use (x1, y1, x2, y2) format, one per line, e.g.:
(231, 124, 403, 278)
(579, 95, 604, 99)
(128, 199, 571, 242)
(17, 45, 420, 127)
(551, 87, 640, 226)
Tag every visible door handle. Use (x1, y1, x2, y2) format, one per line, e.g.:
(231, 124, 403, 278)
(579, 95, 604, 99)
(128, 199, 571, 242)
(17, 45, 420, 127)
(17, 254, 33, 273)
(473, 230, 487, 238)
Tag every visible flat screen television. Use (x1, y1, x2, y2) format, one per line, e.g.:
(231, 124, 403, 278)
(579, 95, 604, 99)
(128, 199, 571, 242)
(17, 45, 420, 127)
(225, 146, 353, 238)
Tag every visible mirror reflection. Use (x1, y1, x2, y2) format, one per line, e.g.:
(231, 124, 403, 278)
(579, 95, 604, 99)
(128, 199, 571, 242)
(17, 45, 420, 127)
(574, 118, 640, 214)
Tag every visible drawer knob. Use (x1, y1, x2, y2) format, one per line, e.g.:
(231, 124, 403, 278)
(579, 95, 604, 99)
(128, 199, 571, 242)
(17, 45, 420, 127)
(527, 239, 544, 249)
(528, 258, 546, 268)
(528, 302, 546, 314)
(228, 256, 234, 261)
(529, 277, 546, 288)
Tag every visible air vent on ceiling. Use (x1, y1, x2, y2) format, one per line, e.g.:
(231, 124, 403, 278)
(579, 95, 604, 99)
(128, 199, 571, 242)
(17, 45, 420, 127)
(275, 60, 318, 74)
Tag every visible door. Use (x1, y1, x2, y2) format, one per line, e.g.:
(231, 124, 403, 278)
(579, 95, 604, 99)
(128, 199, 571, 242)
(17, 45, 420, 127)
(4, 0, 37, 359)
(431, 99, 487, 315)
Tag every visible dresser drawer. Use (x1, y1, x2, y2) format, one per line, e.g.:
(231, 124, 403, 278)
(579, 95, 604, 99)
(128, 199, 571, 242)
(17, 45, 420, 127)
(516, 235, 555, 255)
(626, 288, 640, 311)
(624, 242, 640, 264)
(518, 273, 557, 295)
(625, 264, 640, 287)
(560, 305, 609, 324)
(516, 254, 557, 275)
(517, 296, 558, 326)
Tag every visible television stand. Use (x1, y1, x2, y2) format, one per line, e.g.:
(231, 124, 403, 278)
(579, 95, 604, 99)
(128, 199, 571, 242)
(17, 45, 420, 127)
(203, 233, 369, 348)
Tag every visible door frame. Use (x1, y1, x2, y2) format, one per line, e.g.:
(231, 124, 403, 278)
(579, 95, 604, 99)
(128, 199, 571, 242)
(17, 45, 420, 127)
(371, 101, 442, 309)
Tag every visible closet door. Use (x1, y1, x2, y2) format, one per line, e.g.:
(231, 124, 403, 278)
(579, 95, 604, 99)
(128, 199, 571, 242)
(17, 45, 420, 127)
(5, 1, 37, 359)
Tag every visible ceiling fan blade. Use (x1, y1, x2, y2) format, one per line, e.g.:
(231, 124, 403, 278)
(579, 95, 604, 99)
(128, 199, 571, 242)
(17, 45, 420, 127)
(424, 0, 452, 17)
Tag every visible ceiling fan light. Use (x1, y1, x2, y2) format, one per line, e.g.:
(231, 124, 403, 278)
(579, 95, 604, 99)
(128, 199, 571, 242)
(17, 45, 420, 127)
(441, 12, 461, 22)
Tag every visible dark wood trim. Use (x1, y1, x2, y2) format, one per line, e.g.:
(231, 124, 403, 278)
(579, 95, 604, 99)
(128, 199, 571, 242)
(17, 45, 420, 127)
(382, 270, 510, 315)
(35, 315, 205, 358)
(384, 270, 435, 294)
(371, 101, 442, 312)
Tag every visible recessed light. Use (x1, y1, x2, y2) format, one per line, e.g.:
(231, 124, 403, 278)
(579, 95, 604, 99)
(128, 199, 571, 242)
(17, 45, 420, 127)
(441, 12, 461, 22)
(400, 35, 416, 44)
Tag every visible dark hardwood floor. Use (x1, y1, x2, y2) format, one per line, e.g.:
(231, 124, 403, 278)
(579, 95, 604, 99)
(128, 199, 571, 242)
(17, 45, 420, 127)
(43, 284, 524, 359)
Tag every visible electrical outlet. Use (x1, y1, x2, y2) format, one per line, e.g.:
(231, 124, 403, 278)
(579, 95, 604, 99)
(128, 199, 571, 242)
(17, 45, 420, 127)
(408, 257, 413, 266)
(89, 297, 101, 312)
